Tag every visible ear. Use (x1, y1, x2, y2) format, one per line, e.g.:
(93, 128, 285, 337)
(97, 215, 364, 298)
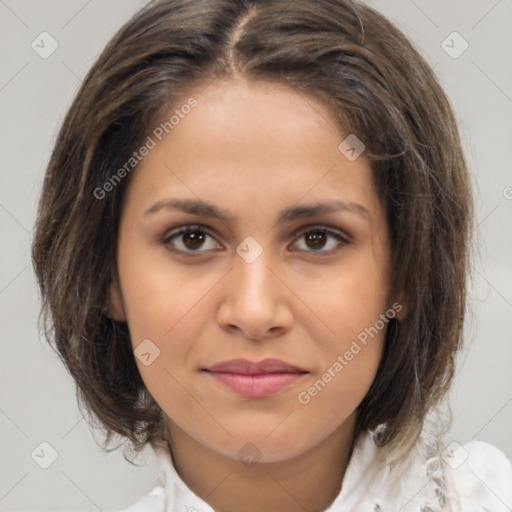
(106, 280, 127, 321)
(390, 296, 408, 321)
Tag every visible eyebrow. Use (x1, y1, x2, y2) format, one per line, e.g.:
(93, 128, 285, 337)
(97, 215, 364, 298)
(144, 198, 370, 223)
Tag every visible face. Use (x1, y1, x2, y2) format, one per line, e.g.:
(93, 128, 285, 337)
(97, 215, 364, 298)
(109, 77, 395, 464)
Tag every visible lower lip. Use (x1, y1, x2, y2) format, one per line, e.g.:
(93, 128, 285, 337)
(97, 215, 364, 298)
(205, 371, 306, 397)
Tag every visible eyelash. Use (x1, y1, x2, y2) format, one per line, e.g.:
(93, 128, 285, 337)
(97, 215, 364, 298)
(161, 224, 351, 257)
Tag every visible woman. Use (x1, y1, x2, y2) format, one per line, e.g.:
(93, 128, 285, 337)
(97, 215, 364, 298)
(31, 0, 512, 510)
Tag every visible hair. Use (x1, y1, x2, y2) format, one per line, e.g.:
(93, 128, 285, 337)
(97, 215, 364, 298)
(31, 0, 473, 462)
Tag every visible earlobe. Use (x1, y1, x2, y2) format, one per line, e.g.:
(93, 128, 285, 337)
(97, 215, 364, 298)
(106, 281, 127, 321)
(391, 297, 408, 321)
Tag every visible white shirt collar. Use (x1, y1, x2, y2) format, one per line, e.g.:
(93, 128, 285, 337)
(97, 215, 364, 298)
(150, 430, 445, 512)
(125, 426, 512, 512)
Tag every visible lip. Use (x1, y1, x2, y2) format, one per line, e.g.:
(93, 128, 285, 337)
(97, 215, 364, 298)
(203, 358, 308, 398)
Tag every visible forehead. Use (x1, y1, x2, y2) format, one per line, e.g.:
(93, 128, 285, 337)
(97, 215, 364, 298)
(163, 77, 344, 168)
(124, 77, 381, 223)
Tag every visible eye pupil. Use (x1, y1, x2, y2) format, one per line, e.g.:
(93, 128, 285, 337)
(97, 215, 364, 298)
(183, 231, 205, 250)
(305, 230, 327, 250)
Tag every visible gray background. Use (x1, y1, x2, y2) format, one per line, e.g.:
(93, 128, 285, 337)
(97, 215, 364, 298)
(1, 0, 511, 510)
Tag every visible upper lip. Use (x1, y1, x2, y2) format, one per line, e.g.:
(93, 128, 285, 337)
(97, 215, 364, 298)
(204, 358, 307, 375)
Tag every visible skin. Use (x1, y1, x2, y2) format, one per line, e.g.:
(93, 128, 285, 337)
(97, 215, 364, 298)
(109, 77, 395, 512)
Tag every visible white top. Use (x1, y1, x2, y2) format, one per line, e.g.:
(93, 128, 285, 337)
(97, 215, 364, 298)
(118, 431, 512, 512)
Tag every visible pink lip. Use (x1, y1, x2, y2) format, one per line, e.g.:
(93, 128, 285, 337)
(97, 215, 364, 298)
(203, 358, 307, 398)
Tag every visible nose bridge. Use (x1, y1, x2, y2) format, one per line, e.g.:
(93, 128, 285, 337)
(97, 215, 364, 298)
(232, 242, 277, 308)
(216, 239, 292, 339)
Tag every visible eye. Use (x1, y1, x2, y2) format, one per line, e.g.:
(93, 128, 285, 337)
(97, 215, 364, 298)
(162, 225, 223, 254)
(289, 226, 350, 256)
(162, 224, 350, 257)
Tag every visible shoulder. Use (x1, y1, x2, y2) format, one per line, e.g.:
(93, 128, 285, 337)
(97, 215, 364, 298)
(115, 484, 165, 512)
(444, 440, 512, 511)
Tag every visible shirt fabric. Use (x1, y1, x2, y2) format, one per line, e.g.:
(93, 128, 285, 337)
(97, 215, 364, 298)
(118, 430, 512, 512)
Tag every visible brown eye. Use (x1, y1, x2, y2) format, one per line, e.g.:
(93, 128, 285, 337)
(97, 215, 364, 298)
(182, 230, 206, 250)
(304, 230, 327, 250)
(291, 226, 349, 256)
(162, 226, 222, 254)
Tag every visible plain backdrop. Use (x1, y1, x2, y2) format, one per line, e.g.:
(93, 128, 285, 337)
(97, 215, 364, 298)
(1, 0, 511, 510)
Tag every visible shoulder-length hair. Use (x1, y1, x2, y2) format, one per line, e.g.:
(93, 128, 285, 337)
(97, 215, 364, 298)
(31, 0, 473, 460)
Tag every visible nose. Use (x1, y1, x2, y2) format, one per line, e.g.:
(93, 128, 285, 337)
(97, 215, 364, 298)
(215, 249, 294, 341)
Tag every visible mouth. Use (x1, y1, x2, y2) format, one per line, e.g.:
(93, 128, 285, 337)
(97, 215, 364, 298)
(202, 358, 308, 398)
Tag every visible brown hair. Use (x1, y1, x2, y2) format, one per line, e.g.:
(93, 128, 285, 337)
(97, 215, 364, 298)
(31, 0, 473, 460)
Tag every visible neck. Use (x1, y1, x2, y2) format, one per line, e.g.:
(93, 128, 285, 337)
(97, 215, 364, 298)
(165, 415, 357, 512)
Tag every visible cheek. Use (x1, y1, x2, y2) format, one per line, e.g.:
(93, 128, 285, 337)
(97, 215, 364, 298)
(116, 238, 223, 394)
(117, 236, 213, 347)
(289, 247, 390, 411)
(294, 317, 386, 439)
(291, 248, 391, 349)
(121, 259, 216, 421)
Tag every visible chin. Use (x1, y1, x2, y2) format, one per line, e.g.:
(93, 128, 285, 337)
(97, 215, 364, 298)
(206, 428, 315, 465)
